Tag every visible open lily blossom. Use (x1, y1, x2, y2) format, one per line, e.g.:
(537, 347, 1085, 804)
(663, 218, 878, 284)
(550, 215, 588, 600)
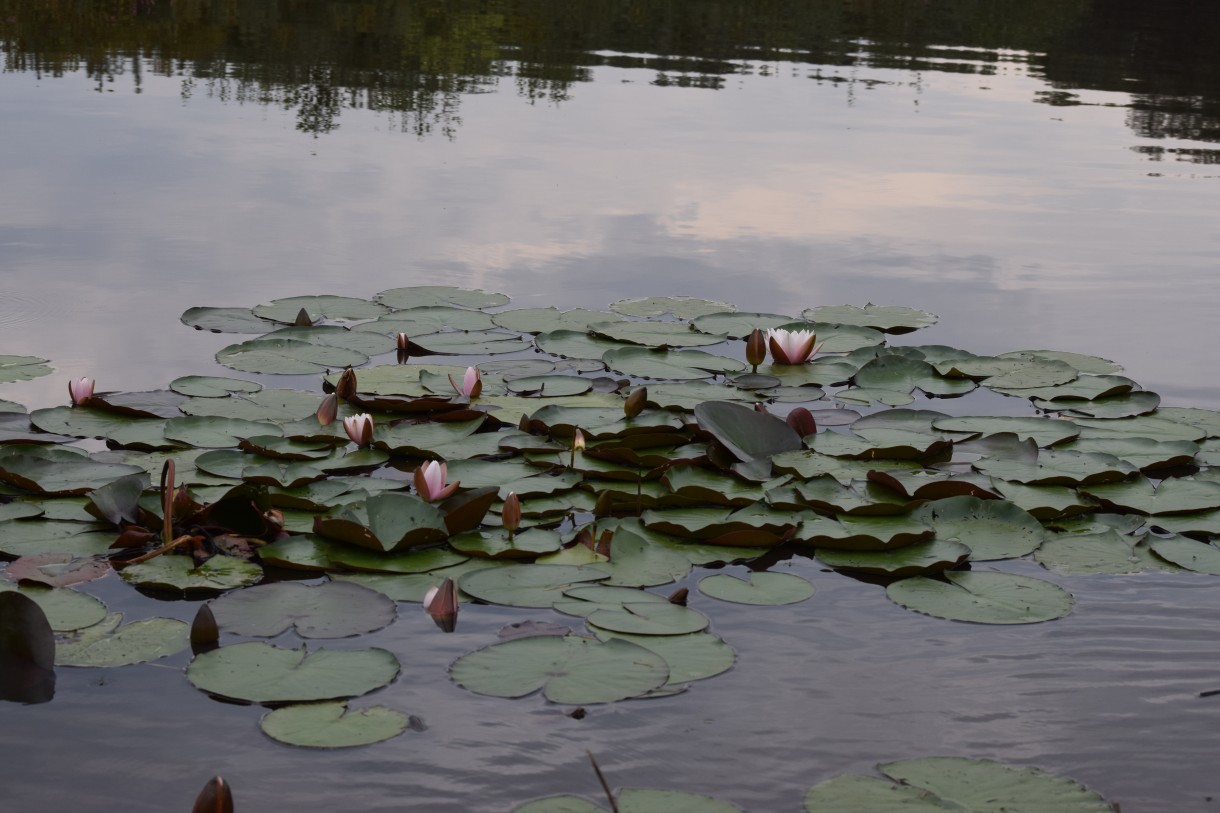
(68, 377, 95, 406)
(767, 327, 820, 365)
(342, 413, 374, 447)
(415, 460, 459, 502)
(449, 366, 482, 398)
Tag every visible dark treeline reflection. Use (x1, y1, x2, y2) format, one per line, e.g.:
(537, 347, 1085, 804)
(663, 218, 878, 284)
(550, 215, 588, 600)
(1, 0, 1217, 152)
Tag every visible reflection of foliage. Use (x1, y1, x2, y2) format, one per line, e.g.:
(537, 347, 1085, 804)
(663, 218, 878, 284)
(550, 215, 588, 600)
(8, 0, 1219, 148)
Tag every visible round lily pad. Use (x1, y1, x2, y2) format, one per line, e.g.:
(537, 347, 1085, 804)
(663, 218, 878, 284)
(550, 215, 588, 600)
(259, 701, 411, 748)
(697, 572, 814, 605)
(207, 581, 397, 638)
(800, 305, 937, 334)
(0, 583, 107, 631)
(460, 564, 609, 608)
(911, 497, 1047, 561)
(0, 355, 53, 384)
(252, 295, 390, 324)
(449, 634, 669, 703)
(119, 555, 263, 594)
(610, 296, 734, 320)
(187, 641, 400, 703)
(886, 571, 1074, 624)
(586, 602, 709, 635)
(375, 285, 510, 310)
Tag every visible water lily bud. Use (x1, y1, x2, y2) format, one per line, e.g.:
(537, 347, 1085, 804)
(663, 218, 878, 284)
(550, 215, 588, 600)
(342, 413, 374, 447)
(786, 407, 818, 437)
(667, 587, 689, 606)
(190, 604, 219, 649)
(745, 328, 766, 369)
(624, 387, 647, 418)
(68, 377, 94, 406)
(192, 776, 234, 813)
(754, 403, 769, 414)
(414, 460, 459, 502)
(293, 308, 313, 327)
(573, 429, 586, 451)
(423, 577, 459, 632)
(335, 367, 357, 401)
(396, 332, 409, 351)
(316, 392, 338, 426)
(502, 492, 521, 534)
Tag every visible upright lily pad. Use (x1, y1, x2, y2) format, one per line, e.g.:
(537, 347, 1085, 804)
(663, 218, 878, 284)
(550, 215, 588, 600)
(449, 635, 668, 703)
(207, 582, 397, 638)
(886, 571, 1073, 624)
(259, 701, 411, 748)
(187, 642, 400, 703)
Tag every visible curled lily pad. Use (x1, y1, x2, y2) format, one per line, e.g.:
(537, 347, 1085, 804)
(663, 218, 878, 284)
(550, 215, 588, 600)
(260, 701, 411, 748)
(187, 641, 400, 704)
(208, 581, 397, 638)
(449, 634, 668, 703)
(697, 572, 814, 605)
(886, 571, 1074, 624)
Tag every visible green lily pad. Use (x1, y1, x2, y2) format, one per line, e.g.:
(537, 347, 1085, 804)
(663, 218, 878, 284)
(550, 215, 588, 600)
(314, 492, 449, 553)
(552, 585, 667, 618)
(911, 497, 1047, 561)
(187, 641, 400, 703)
(0, 355, 53, 383)
(816, 538, 971, 577)
(180, 389, 323, 423)
(55, 613, 189, 667)
(603, 347, 745, 380)
(591, 320, 727, 348)
(591, 630, 736, 686)
(492, 307, 623, 334)
(886, 571, 1074, 624)
(1148, 535, 1220, 575)
(611, 296, 734, 320)
(694, 401, 802, 462)
(933, 416, 1079, 447)
(998, 349, 1123, 375)
(327, 544, 469, 574)
(0, 447, 148, 496)
(164, 416, 283, 448)
(589, 529, 692, 587)
(450, 528, 564, 560)
(409, 331, 531, 356)
(697, 571, 814, 605)
(449, 634, 668, 703)
(535, 329, 632, 361)
(375, 285, 510, 310)
(207, 581, 397, 638)
(586, 602, 709, 635)
(252, 295, 390, 324)
(973, 449, 1136, 487)
(119, 555, 263, 594)
(0, 583, 107, 631)
(180, 307, 279, 334)
(1035, 530, 1176, 575)
(332, 560, 513, 602)
(1083, 477, 1220, 515)
(216, 337, 369, 375)
(460, 564, 608, 608)
(0, 519, 116, 558)
(259, 701, 411, 748)
(804, 756, 1112, 812)
(690, 311, 794, 338)
(800, 304, 937, 334)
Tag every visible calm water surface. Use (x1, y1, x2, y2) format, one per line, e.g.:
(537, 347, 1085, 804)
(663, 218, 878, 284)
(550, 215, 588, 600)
(2, 2, 1220, 810)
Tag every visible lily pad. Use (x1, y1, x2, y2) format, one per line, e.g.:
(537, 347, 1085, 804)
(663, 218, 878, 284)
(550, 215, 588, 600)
(911, 497, 1047, 561)
(586, 602, 709, 635)
(804, 756, 1112, 812)
(1035, 530, 1175, 575)
(252, 295, 390, 324)
(119, 555, 263, 594)
(492, 307, 623, 334)
(460, 564, 608, 608)
(696, 572, 814, 605)
(449, 634, 668, 703)
(0, 583, 107, 631)
(259, 701, 411, 748)
(0, 355, 53, 384)
(816, 539, 971, 578)
(207, 581, 397, 638)
(187, 642, 400, 704)
(886, 571, 1073, 624)
(800, 304, 937, 334)
(1148, 535, 1220, 575)
(55, 613, 189, 667)
(603, 347, 745, 380)
(611, 296, 734, 320)
(375, 285, 510, 310)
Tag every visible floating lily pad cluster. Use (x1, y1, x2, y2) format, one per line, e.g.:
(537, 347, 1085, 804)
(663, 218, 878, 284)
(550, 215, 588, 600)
(0, 286, 1217, 767)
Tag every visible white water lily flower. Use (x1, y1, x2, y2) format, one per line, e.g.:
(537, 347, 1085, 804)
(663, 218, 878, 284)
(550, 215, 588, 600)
(766, 328, 819, 365)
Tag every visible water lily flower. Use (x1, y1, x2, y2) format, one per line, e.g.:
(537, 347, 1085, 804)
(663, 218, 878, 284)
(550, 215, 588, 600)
(766, 327, 820, 365)
(423, 577, 459, 632)
(342, 413, 374, 447)
(415, 460, 459, 502)
(68, 377, 94, 406)
(448, 366, 482, 398)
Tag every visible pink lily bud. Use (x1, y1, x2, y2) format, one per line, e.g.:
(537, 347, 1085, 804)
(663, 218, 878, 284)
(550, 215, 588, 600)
(414, 460, 459, 502)
(342, 413, 374, 447)
(786, 407, 818, 437)
(423, 577, 459, 632)
(448, 366, 482, 398)
(766, 328, 820, 365)
(68, 377, 95, 406)
(316, 393, 339, 426)
(573, 428, 586, 451)
(502, 492, 521, 535)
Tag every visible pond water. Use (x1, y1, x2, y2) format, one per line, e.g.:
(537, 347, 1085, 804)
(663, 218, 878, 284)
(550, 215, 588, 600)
(2, 2, 1220, 811)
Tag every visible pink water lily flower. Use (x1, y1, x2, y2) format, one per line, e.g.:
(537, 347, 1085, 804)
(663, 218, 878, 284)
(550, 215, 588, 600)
(415, 460, 459, 502)
(766, 328, 820, 365)
(449, 366, 482, 398)
(342, 413, 374, 447)
(68, 377, 95, 406)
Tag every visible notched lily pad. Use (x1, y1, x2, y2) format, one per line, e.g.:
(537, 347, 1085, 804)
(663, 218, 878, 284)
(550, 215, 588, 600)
(886, 571, 1074, 624)
(207, 581, 397, 638)
(260, 701, 412, 748)
(187, 641, 401, 704)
